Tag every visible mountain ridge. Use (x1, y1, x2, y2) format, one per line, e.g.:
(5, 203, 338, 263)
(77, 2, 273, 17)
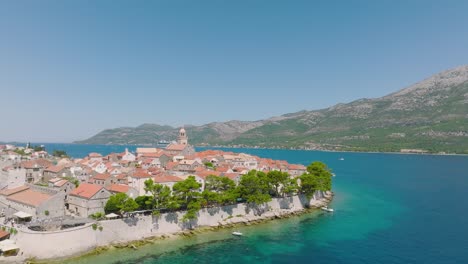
(75, 65, 468, 154)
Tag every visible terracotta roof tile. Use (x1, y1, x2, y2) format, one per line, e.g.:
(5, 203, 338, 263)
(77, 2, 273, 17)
(69, 183, 104, 199)
(131, 169, 152, 178)
(154, 175, 183, 183)
(7, 189, 52, 207)
(166, 144, 186, 151)
(54, 180, 69, 187)
(92, 173, 111, 180)
(44, 165, 65, 173)
(107, 184, 130, 193)
(0, 186, 29, 196)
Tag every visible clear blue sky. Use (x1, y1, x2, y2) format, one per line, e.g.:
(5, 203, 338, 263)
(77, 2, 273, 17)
(1, 0, 468, 142)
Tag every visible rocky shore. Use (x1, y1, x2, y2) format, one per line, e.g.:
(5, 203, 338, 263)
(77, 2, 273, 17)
(2, 192, 332, 264)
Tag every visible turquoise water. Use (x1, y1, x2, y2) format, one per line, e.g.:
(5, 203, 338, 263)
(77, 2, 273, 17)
(39, 144, 468, 264)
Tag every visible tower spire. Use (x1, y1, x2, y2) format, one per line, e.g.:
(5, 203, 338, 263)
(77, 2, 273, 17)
(178, 127, 188, 145)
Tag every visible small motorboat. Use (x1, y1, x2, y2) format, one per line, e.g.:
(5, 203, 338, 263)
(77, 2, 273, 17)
(232, 231, 243, 236)
(321, 206, 334, 212)
(332, 173, 336, 177)
(339, 157, 345, 161)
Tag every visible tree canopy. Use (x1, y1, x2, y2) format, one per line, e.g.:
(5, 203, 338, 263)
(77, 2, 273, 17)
(238, 170, 272, 204)
(104, 193, 138, 214)
(300, 161, 332, 198)
(101, 161, 332, 221)
(144, 179, 172, 211)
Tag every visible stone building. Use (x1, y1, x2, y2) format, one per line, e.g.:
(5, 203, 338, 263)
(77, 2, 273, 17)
(67, 183, 111, 217)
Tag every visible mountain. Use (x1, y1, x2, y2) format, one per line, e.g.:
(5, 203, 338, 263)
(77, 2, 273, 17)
(75, 66, 468, 154)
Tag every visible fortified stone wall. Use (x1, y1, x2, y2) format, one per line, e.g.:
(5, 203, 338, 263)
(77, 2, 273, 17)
(14, 192, 331, 260)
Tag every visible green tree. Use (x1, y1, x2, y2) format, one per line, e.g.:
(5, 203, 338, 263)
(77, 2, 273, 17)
(121, 197, 139, 212)
(32, 145, 45, 151)
(135, 196, 152, 210)
(204, 175, 239, 205)
(144, 179, 172, 210)
(172, 176, 202, 220)
(282, 177, 299, 196)
(104, 193, 129, 214)
(205, 175, 235, 193)
(52, 150, 68, 158)
(201, 189, 223, 207)
(299, 161, 333, 199)
(299, 173, 317, 199)
(182, 200, 201, 222)
(306, 161, 332, 191)
(204, 162, 214, 168)
(172, 176, 201, 206)
(238, 170, 271, 205)
(266, 170, 290, 197)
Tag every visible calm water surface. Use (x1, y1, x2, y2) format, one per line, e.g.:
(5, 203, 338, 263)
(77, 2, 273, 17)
(37, 144, 468, 264)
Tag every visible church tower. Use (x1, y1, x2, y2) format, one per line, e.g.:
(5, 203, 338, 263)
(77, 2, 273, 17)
(178, 127, 188, 145)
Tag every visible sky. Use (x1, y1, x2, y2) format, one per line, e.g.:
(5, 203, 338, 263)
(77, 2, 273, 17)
(1, 0, 468, 142)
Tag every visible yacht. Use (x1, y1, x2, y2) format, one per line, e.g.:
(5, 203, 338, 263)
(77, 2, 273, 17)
(321, 206, 334, 212)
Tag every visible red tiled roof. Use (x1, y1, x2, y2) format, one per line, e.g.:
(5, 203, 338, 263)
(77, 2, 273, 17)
(0, 230, 10, 240)
(48, 178, 62, 183)
(93, 173, 111, 180)
(54, 179, 69, 187)
(115, 173, 128, 179)
(44, 165, 65, 173)
(142, 158, 154, 164)
(88, 152, 103, 157)
(154, 175, 182, 183)
(196, 170, 221, 179)
(165, 161, 178, 170)
(288, 164, 306, 170)
(131, 169, 151, 178)
(0, 186, 29, 196)
(107, 184, 130, 193)
(20, 159, 53, 169)
(69, 183, 104, 199)
(7, 189, 52, 207)
(140, 152, 163, 158)
(166, 144, 186, 151)
(223, 173, 241, 180)
(216, 166, 231, 173)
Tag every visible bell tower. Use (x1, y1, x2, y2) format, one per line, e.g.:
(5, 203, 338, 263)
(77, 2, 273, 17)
(178, 127, 188, 145)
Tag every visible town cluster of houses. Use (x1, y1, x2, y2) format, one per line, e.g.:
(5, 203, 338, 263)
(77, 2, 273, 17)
(0, 128, 306, 221)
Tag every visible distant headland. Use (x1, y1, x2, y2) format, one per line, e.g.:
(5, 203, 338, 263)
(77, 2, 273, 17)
(75, 65, 468, 155)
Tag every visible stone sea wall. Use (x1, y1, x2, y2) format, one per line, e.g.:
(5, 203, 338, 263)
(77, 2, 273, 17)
(14, 191, 332, 260)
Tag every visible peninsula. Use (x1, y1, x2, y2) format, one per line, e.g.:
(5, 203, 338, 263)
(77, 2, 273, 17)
(0, 129, 332, 261)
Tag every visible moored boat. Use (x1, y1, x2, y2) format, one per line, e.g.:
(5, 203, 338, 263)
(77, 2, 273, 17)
(232, 231, 243, 236)
(321, 206, 334, 212)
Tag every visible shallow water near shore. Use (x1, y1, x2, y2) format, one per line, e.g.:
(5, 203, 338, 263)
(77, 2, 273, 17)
(36, 145, 468, 264)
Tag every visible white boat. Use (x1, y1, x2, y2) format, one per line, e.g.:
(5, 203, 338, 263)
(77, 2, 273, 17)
(321, 206, 334, 212)
(332, 173, 336, 177)
(232, 231, 243, 236)
(339, 157, 344, 161)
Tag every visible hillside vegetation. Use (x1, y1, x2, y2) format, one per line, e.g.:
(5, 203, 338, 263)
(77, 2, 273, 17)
(76, 66, 468, 154)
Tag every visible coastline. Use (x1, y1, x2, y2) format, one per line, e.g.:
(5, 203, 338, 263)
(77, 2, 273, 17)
(198, 145, 468, 157)
(4, 193, 333, 263)
(3, 141, 467, 156)
(46, 203, 330, 264)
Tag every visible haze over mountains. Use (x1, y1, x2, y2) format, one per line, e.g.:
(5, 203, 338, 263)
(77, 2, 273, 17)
(76, 66, 468, 154)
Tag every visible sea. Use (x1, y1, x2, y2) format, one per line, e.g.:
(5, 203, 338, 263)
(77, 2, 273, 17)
(24, 143, 468, 264)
